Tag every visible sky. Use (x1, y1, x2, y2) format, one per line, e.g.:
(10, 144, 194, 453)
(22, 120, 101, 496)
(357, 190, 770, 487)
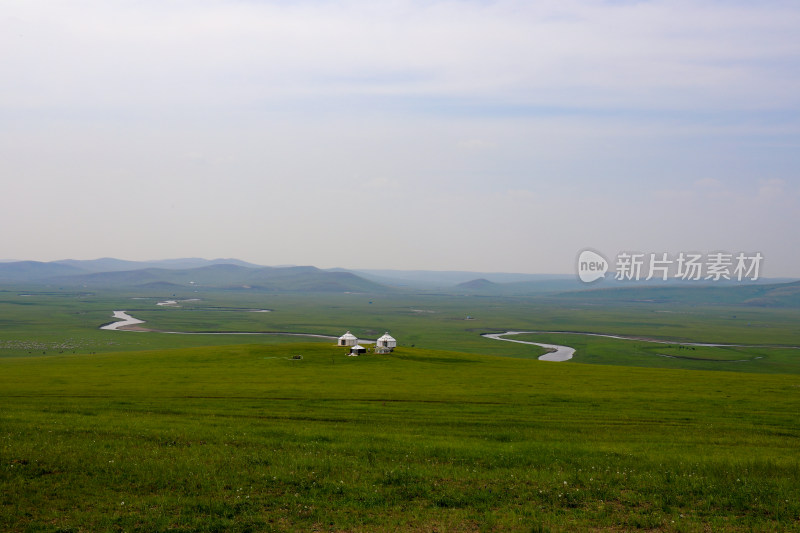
(2, 1, 799, 276)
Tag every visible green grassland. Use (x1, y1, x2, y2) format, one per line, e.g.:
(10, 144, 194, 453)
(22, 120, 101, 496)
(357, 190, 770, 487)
(3, 288, 800, 365)
(508, 332, 800, 374)
(2, 343, 800, 532)
(2, 286, 800, 530)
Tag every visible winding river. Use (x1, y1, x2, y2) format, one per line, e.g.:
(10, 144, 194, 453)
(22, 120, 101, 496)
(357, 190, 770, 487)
(100, 311, 340, 341)
(482, 330, 800, 362)
(101, 312, 797, 362)
(100, 311, 145, 331)
(481, 332, 576, 362)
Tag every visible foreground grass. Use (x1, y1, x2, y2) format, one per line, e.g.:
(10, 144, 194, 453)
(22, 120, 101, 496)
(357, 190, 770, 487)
(2, 343, 799, 531)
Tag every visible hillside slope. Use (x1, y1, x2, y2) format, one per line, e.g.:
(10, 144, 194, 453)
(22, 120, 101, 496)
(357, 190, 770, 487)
(1, 261, 388, 293)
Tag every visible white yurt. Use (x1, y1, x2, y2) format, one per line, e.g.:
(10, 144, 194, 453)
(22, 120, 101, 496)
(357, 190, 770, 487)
(375, 332, 396, 353)
(350, 344, 366, 355)
(338, 331, 358, 347)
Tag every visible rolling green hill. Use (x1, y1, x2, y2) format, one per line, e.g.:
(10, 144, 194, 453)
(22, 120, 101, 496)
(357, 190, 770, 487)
(554, 280, 800, 307)
(2, 342, 798, 531)
(1, 282, 799, 529)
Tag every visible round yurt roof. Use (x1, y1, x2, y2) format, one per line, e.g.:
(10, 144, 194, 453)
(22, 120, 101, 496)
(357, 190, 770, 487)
(339, 331, 357, 341)
(377, 332, 396, 342)
(352, 345, 365, 350)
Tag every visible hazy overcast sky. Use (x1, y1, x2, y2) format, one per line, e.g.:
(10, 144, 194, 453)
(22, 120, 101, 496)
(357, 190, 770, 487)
(2, 1, 799, 275)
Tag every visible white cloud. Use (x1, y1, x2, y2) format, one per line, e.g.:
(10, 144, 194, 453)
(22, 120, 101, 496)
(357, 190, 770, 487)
(757, 178, 786, 200)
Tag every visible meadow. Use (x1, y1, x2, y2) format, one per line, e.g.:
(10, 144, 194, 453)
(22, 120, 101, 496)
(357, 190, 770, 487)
(3, 288, 799, 364)
(507, 332, 800, 374)
(1, 287, 800, 531)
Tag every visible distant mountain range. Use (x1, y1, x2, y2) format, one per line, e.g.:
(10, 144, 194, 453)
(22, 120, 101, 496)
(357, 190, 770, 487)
(54, 257, 264, 273)
(0, 259, 385, 293)
(0, 259, 798, 306)
(344, 268, 576, 288)
(456, 278, 497, 290)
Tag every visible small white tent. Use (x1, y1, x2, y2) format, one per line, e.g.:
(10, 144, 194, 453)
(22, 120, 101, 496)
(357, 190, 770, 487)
(338, 331, 358, 347)
(376, 332, 396, 353)
(350, 344, 366, 355)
